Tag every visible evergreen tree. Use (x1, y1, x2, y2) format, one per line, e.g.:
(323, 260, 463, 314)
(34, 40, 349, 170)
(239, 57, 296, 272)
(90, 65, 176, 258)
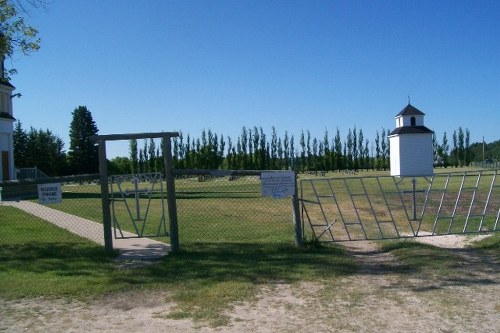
(13, 120, 27, 167)
(67, 106, 99, 174)
(21, 127, 66, 176)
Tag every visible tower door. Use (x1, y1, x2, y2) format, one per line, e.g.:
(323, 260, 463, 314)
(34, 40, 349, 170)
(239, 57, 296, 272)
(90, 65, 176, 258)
(2, 151, 9, 181)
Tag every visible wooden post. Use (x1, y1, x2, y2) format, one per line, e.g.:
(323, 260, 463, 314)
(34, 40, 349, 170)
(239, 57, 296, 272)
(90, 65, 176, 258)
(97, 139, 113, 253)
(292, 171, 304, 247)
(163, 135, 179, 252)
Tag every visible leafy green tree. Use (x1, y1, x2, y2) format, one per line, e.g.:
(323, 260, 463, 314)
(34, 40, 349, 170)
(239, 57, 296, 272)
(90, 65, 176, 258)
(108, 156, 131, 175)
(0, 0, 42, 77)
(67, 106, 99, 174)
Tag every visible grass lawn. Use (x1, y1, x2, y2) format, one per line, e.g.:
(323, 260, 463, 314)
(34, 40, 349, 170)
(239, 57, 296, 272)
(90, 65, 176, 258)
(0, 206, 355, 325)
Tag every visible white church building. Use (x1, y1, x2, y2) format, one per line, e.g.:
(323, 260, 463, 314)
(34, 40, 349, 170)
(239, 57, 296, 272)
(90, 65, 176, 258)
(388, 103, 434, 177)
(0, 63, 16, 181)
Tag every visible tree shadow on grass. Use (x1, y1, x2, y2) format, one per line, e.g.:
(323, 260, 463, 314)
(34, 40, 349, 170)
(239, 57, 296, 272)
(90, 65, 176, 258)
(378, 240, 500, 292)
(115, 242, 356, 287)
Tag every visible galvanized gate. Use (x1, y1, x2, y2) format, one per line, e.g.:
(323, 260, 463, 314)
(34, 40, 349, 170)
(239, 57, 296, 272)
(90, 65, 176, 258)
(109, 172, 168, 238)
(300, 170, 500, 242)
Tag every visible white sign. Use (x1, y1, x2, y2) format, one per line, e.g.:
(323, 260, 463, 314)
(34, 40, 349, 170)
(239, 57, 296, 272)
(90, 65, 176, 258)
(261, 171, 295, 199)
(38, 183, 62, 205)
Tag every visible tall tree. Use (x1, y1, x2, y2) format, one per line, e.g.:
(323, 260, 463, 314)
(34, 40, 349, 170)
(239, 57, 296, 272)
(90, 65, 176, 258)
(19, 127, 66, 176)
(441, 132, 449, 168)
(13, 119, 27, 167)
(334, 128, 342, 171)
(67, 106, 99, 174)
(458, 127, 465, 167)
(270, 126, 278, 169)
(452, 130, 458, 167)
(465, 128, 471, 166)
(375, 130, 381, 170)
(346, 128, 353, 170)
(380, 128, 388, 170)
(357, 128, 364, 170)
(148, 138, 156, 172)
(283, 130, 290, 170)
(129, 139, 138, 173)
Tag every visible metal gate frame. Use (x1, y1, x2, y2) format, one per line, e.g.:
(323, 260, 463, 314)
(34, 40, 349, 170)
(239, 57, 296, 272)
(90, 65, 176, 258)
(300, 170, 500, 242)
(109, 172, 168, 239)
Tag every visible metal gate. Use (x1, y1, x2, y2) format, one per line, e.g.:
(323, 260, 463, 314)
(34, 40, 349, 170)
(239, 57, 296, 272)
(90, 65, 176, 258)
(300, 170, 500, 242)
(109, 172, 168, 238)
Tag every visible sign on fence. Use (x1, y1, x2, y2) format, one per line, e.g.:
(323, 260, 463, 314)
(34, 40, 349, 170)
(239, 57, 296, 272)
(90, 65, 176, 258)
(38, 183, 62, 205)
(261, 171, 295, 199)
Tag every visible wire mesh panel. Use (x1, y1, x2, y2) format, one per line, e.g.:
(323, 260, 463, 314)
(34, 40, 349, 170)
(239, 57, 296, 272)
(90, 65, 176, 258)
(0, 175, 105, 246)
(301, 170, 500, 242)
(174, 171, 295, 244)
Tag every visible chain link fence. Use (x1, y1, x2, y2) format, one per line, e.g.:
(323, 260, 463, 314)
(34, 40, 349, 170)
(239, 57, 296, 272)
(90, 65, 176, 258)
(174, 170, 296, 244)
(0, 175, 104, 248)
(1, 171, 298, 250)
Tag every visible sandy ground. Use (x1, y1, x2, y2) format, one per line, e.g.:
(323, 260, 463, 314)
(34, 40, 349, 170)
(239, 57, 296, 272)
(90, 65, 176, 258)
(1, 235, 499, 333)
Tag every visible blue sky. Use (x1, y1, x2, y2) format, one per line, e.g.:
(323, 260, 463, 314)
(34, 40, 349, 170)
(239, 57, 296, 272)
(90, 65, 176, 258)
(9, 0, 500, 158)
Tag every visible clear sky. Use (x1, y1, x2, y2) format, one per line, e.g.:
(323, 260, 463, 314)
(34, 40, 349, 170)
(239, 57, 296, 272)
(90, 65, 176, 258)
(9, 0, 500, 158)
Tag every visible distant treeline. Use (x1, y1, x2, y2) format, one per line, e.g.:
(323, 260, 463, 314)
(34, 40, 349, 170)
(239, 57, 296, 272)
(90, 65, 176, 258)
(107, 126, 498, 175)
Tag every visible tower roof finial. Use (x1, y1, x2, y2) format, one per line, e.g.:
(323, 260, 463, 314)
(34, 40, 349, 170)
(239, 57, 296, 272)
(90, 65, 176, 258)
(408, 94, 411, 105)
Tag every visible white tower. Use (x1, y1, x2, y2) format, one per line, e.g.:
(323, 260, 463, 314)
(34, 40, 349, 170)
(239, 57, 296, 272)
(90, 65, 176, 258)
(0, 59, 16, 181)
(388, 103, 434, 177)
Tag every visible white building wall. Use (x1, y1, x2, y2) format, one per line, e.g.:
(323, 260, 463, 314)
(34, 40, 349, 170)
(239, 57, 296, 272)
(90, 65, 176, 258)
(0, 83, 16, 180)
(389, 135, 401, 176)
(395, 115, 424, 127)
(390, 133, 433, 177)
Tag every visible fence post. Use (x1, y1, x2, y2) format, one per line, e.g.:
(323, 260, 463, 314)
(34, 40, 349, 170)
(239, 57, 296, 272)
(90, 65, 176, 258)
(97, 139, 113, 253)
(292, 172, 304, 247)
(163, 135, 179, 253)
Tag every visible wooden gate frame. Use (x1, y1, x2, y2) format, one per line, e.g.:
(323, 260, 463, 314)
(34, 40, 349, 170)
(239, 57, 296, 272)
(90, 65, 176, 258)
(92, 132, 179, 253)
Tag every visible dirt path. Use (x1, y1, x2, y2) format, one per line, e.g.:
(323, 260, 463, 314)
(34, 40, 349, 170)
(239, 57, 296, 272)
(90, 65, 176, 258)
(1, 236, 499, 333)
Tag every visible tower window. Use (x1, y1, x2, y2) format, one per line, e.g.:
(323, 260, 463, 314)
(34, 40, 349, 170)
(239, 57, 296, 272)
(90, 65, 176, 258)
(411, 116, 416, 126)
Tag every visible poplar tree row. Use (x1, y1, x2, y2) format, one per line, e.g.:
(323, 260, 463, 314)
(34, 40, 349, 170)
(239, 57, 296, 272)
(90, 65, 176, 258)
(129, 126, 393, 173)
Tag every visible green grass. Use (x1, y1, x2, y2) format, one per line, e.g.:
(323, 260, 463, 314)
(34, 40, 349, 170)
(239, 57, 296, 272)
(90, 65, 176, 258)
(380, 240, 462, 275)
(469, 232, 500, 251)
(0, 206, 355, 325)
